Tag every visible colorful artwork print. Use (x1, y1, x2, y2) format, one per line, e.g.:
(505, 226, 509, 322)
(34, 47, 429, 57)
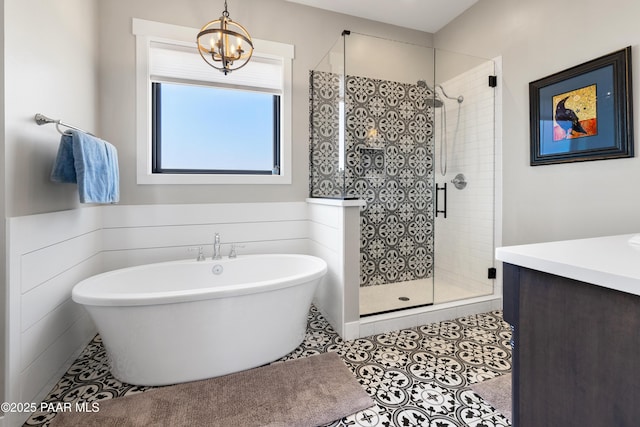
(553, 85, 597, 140)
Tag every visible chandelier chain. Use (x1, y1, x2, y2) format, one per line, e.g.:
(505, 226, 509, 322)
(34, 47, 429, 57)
(222, 0, 230, 18)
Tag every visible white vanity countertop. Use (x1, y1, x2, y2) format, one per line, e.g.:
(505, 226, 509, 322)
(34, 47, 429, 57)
(496, 233, 640, 297)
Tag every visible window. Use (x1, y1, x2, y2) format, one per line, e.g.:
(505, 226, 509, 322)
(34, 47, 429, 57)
(152, 82, 281, 174)
(133, 19, 293, 184)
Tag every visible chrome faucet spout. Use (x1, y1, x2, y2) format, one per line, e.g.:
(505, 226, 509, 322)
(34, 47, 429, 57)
(212, 233, 222, 260)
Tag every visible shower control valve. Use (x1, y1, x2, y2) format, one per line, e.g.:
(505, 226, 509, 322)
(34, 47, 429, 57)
(451, 173, 468, 190)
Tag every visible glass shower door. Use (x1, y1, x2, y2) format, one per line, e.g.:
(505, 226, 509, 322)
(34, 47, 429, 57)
(339, 33, 437, 316)
(432, 50, 496, 303)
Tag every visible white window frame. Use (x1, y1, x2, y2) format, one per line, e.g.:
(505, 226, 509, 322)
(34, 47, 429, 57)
(133, 18, 294, 184)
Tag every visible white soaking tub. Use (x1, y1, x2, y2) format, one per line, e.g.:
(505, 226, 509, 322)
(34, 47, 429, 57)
(72, 254, 328, 386)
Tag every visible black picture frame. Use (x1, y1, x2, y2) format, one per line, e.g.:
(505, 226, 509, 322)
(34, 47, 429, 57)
(529, 46, 634, 166)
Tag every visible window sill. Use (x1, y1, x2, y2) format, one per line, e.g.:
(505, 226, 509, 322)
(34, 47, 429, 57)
(137, 172, 292, 185)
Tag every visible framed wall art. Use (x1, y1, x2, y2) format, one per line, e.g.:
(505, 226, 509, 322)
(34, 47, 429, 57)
(529, 46, 633, 165)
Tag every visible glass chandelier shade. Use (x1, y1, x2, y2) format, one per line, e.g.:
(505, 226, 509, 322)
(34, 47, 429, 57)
(196, 1, 254, 75)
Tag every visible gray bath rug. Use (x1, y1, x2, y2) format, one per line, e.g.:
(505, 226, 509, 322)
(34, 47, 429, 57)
(49, 352, 374, 427)
(470, 373, 512, 421)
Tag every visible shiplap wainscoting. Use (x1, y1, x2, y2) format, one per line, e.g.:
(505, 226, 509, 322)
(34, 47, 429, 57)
(6, 208, 103, 427)
(307, 199, 364, 339)
(5, 201, 336, 427)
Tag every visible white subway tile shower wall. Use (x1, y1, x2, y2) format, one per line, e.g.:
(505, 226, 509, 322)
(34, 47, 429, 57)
(434, 60, 496, 298)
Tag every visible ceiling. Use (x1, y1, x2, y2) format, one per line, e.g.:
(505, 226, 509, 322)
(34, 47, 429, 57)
(284, 0, 479, 33)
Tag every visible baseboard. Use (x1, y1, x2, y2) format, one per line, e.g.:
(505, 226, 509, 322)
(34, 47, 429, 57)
(343, 321, 360, 341)
(358, 295, 503, 338)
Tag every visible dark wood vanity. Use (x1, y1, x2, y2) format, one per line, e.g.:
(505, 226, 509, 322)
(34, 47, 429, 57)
(497, 235, 640, 427)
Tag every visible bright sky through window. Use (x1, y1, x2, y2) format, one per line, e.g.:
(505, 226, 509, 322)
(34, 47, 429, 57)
(156, 82, 276, 172)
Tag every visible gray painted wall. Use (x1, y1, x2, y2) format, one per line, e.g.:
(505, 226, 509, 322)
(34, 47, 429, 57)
(2, 0, 99, 404)
(3, 0, 432, 217)
(435, 0, 640, 245)
(0, 0, 5, 405)
(4, 0, 99, 217)
(96, 0, 432, 207)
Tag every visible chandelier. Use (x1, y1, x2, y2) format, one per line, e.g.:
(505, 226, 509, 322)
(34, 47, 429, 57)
(196, 1, 254, 75)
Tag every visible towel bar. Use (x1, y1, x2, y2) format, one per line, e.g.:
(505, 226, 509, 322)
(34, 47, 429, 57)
(34, 113, 94, 136)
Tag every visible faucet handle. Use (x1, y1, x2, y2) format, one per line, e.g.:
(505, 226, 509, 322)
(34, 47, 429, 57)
(228, 244, 245, 259)
(188, 246, 206, 261)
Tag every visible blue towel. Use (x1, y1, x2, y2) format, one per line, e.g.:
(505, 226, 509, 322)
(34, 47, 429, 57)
(50, 130, 120, 204)
(50, 133, 76, 183)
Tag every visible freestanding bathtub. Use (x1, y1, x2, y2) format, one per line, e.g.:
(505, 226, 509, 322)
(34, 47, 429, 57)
(72, 254, 327, 386)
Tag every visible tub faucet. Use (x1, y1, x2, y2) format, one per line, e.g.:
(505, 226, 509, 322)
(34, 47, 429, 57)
(212, 233, 222, 260)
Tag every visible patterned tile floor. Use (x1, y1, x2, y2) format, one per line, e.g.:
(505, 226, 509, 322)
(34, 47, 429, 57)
(24, 306, 512, 427)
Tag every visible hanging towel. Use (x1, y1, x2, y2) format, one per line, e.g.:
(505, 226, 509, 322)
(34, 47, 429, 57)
(50, 130, 120, 204)
(50, 133, 76, 183)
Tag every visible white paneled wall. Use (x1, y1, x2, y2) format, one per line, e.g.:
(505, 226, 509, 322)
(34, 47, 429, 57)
(100, 203, 310, 270)
(5, 201, 320, 427)
(6, 208, 103, 427)
(307, 198, 364, 339)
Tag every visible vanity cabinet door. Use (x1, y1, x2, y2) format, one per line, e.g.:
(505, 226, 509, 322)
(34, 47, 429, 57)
(504, 263, 640, 427)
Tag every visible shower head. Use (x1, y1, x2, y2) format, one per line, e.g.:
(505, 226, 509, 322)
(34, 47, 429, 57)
(417, 80, 464, 104)
(436, 84, 464, 104)
(427, 98, 444, 108)
(416, 80, 444, 108)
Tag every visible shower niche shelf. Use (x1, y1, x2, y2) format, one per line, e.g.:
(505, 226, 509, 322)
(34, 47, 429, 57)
(358, 146, 385, 179)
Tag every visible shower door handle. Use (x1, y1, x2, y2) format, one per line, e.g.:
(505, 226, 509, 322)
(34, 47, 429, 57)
(435, 183, 447, 218)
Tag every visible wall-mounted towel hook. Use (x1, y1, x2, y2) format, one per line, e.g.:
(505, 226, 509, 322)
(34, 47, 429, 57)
(34, 113, 94, 136)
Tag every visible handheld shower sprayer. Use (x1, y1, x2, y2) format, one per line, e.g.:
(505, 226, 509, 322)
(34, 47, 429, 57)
(416, 80, 464, 177)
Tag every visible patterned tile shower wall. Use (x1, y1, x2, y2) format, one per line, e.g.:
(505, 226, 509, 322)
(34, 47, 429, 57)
(310, 71, 342, 197)
(310, 71, 437, 287)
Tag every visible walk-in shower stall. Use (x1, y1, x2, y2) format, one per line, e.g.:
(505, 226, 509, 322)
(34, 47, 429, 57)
(310, 32, 497, 317)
